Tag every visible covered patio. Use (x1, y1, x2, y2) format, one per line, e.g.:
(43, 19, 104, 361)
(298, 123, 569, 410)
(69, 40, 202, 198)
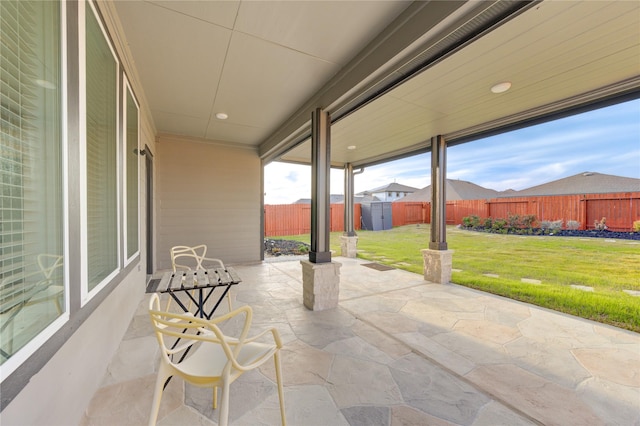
(82, 258, 639, 425)
(2, 1, 639, 423)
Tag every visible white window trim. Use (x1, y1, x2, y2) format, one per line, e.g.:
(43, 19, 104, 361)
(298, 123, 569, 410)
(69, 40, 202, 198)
(123, 76, 140, 266)
(80, 0, 122, 305)
(0, 0, 70, 379)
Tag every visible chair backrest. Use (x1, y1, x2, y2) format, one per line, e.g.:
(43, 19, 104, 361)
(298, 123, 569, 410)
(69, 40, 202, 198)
(1, 254, 63, 317)
(170, 245, 224, 272)
(148, 293, 251, 372)
(37, 254, 64, 279)
(170, 245, 205, 271)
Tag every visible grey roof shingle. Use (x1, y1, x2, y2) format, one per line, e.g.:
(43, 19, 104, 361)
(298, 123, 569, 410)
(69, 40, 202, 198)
(510, 172, 640, 196)
(290, 172, 638, 204)
(357, 182, 419, 195)
(398, 179, 499, 202)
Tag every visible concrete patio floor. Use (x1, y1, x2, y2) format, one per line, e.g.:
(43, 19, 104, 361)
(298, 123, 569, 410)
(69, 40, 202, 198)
(81, 257, 640, 425)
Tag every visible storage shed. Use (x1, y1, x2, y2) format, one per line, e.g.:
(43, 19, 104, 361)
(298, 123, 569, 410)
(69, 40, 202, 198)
(360, 202, 393, 231)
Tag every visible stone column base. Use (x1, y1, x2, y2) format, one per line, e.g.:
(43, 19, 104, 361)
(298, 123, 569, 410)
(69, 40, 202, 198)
(340, 235, 358, 258)
(421, 249, 454, 284)
(300, 260, 341, 311)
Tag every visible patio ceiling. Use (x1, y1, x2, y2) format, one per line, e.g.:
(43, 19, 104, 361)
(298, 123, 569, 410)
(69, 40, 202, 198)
(112, 0, 640, 169)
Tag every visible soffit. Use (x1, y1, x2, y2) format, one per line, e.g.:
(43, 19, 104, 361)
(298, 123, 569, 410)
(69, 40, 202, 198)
(111, 1, 640, 167)
(278, 0, 640, 167)
(112, 0, 411, 145)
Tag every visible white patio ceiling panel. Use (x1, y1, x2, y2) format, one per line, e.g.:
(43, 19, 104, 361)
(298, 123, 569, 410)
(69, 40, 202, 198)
(205, 31, 340, 143)
(232, 1, 409, 66)
(278, 0, 640, 167)
(113, 0, 409, 144)
(111, 0, 639, 167)
(114, 1, 232, 137)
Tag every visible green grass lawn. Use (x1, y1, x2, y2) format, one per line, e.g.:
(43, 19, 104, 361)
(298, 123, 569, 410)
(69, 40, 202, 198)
(274, 225, 640, 332)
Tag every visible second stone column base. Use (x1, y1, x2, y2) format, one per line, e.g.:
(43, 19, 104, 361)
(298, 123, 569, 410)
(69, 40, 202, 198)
(421, 249, 453, 284)
(300, 260, 341, 311)
(340, 235, 358, 258)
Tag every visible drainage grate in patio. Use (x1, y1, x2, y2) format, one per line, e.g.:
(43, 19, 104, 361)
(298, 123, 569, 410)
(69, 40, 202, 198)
(361, 262, 395, 271)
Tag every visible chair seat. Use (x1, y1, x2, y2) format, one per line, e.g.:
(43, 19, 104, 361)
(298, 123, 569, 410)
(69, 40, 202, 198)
(176, 341, 276, 381)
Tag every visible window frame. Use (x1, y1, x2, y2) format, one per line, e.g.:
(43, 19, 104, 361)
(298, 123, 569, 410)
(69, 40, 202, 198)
(79, 0, 122, 305)
(0, 0, 70, 378)
(123, 77, 140, 266)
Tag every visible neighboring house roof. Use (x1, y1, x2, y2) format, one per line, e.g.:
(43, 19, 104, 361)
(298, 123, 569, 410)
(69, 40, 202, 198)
(357, 182, 419, 195)
(398, 179, 499, 202)
(292, 172, 639, 204)
(510, 172, 640, 196)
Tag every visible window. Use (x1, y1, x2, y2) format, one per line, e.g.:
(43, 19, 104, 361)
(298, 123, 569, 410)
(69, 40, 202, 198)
(124, 81, 139, 261)
(84, 1, 119, 294)
(1, 0, 65, 365)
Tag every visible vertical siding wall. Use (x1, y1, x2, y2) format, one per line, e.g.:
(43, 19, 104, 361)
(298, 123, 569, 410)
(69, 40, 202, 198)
(156, 136, 262, 268)
(264, 192, 639, 236)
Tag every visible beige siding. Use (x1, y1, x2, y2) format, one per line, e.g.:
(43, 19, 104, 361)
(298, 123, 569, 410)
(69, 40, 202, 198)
(156, 135, 261, 269)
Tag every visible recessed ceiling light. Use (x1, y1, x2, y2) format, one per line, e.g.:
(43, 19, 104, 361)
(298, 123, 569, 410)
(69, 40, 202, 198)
(215, 112, 228, 120)
(347, 145, 356, 150)
(491, 82, 511, 94)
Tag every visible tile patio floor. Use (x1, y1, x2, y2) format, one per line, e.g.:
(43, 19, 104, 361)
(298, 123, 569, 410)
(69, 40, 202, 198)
(81, 257, 640, 426)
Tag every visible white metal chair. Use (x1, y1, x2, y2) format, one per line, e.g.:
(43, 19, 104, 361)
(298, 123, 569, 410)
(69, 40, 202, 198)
(169, 245, 232, 312)
(148, 293, 286, 426)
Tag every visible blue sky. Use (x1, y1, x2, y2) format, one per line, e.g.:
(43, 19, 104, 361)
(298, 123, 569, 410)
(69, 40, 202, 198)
(264, 99, 640, 204)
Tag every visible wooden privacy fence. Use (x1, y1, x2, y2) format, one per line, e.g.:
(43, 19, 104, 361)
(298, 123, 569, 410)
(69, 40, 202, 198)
(264, 192, 639, 236)
(264, 203, 361, 237)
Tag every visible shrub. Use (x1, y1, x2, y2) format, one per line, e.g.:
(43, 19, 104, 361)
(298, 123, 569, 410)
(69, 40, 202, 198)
(566, 220, 580, 230)
(539, 220, 562, 230)
(483, 217, 493, 229)
(492, 218, 507, 233)
(507, 214, 520, 229)
(594, 217, 607, 231)
(549, 220, 563, 230)
(633, 220, 640, 232)
(521, 215, 536, 229)
(462, 215, 481, 228)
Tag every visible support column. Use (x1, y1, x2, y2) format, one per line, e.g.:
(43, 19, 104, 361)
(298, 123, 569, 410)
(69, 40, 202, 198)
(341, 163, 358, 258)
(304, 108, 341, 310)
(423, 135, 453, 283)
(310, 108, 331, 263)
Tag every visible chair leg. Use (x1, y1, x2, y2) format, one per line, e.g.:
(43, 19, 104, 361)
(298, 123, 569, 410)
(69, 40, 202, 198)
(218, 379, 231, 426)
(274, 352, 286, 426)
(213, 387, 218, 409)
(149, 363, 171, 426)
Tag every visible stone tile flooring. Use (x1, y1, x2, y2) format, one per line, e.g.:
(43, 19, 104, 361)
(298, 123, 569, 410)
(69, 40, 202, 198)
(81, 257, 640, 425)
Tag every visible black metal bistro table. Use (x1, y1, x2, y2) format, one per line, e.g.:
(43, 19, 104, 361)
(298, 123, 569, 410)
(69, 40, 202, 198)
(146, 267, 241, 319)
